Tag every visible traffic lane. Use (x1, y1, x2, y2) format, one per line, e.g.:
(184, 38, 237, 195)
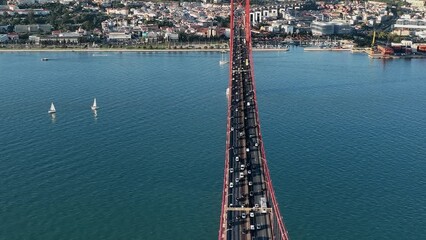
(242, 83, 272, 239)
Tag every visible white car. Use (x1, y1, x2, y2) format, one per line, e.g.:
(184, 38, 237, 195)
(250, 212, 254, 218)
(241, 213, 246, 219)
(230, 168, 234, 173)
(230, 182, 234, 188)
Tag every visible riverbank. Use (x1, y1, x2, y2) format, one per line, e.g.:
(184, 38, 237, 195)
(368, 53, 426, 59)
(304, 47, 352, 51)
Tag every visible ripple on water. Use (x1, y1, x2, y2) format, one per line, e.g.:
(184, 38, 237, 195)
(1, 51, 426, 240)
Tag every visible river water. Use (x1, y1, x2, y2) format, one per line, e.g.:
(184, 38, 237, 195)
(0, 48, 425, 239)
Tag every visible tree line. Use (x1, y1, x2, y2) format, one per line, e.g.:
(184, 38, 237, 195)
(0, 3, 108, 32)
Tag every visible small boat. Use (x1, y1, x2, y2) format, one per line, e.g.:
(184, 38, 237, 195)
(281, 45, 290, 51)
(219, 51, 229, 65)
(48, 102, 56, 114)
(91, 98, 99, 110)
(41, 58, 49, 61)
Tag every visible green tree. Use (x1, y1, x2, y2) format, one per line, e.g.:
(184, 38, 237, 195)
(28, 11, 36, 24)
(377, 31, 387, 40)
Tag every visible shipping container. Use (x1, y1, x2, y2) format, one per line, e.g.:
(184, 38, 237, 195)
(378, 45, 394, 55)
(417, 45, 426, 52)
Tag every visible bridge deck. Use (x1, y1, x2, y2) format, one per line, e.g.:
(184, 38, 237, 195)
(223, 23, 273, 240)
(219, 2, 289, 240)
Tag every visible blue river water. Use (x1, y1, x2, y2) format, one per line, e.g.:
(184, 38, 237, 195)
(0, 48, 425, 239)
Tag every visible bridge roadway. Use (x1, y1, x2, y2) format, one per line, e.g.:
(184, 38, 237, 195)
(224, 23, 273, 240)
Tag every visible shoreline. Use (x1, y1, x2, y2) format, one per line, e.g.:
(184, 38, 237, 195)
(0, 48, 290, 53)
(368, 54, 426, 59)
(304, 48, 352, 51)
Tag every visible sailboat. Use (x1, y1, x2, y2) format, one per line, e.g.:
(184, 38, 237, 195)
(91, 98, 99, 110)
(219, 51, 228, 65)
(48, 102, 56, 114)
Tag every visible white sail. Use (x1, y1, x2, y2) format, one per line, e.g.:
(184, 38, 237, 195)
(48, 102, 56, 114)
(91, 98, 99, 110)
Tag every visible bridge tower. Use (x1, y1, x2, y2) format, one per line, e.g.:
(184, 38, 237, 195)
(218, 0, 289, 239)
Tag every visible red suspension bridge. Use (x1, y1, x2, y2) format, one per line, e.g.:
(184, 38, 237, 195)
(218, 0, 289, 239)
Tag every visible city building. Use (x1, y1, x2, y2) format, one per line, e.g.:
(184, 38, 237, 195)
(107, 32, 131, 41)
(311, 21, 335, 35)
(311, 21, 352, 35)
(14, 24, 52, 34)
(394, 18, 426, 32)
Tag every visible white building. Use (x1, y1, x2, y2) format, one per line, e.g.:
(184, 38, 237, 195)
(394, 18, 426, 31)
(269, 8, 278, 18)
(108, 32, 131, 41)
(334, 21, 352, 35)
(311, 21, 352, 36)
(165, 32, 179, 41)
(415, 31, 426, 39)
(28, 35, 40, 44)
(58, 32, 81, 38)
(406, 0, 425, 9)
(281, 25, 294, 34)
(250, 8, 281, 24)
(311, 21, 335, 35)
(58, 0, 75, 4)
(250, 11, 263, 24)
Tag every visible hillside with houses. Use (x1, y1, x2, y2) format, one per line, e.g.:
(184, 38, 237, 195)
(0, 0, 425, 49)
